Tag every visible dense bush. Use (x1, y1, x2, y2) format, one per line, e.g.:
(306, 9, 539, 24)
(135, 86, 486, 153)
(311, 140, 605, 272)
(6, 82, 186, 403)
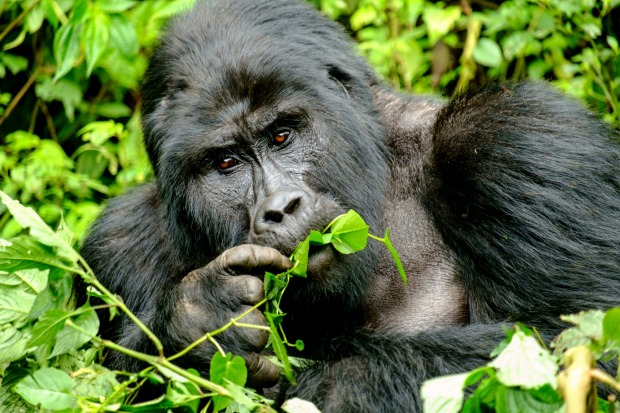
(0, 1, 619, 412)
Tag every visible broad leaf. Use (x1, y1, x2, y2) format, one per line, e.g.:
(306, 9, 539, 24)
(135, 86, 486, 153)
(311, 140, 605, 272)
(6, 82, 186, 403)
(265, 312, 294, 384)
(421, 372, 470, 413)
(0, 324, 28, 363)
(27, 309, 70, 348)
(0, 191, 78, 263)
(489, 331, 557, 389)
(290, 237, 310, 277)
(329, 210, 369, 254)
(0, 237, 72, 273)
(210, 352, 248, 411)
(14, 368, 75, 410)
(52, 22, 81, 81)
(603, 307, 620, 343)
(0, 287, 36, 324)
(50, 304, 100, 358)
(83, 11, 110, 75)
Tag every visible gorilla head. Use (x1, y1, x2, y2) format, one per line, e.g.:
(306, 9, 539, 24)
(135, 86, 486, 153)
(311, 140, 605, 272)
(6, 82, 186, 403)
(140, 0, 389, 327)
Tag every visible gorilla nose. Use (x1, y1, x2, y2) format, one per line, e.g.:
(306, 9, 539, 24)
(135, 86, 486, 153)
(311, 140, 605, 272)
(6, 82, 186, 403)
(254, 188, 306, 234)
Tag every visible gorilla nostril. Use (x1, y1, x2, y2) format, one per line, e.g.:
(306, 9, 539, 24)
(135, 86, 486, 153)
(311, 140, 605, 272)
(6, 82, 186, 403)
(263, 210, 284, 224)
(284, 196, 302, 215)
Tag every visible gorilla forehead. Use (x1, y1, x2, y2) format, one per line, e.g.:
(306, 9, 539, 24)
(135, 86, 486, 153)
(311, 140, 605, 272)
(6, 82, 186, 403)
(157, 0, 365, 90)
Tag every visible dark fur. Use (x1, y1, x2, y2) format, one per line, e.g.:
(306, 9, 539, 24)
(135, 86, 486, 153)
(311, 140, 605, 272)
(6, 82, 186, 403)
(79, 0, 620, 411)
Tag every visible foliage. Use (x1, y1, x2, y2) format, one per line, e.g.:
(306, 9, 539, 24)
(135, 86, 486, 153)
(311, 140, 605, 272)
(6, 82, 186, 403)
(0, 0, 197, 243)
(422, 314, 620, 413)
(311, 0, 620, 125)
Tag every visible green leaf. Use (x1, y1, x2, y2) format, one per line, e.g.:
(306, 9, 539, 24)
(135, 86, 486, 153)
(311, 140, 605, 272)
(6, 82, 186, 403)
(495, 386, 563, 413)
(72, 364, 120, 401)
(489, 330, 557, 389)
(50, 304, 100, 358)
(14, 368, 75, 410)
(53, 22, 82, 81)
(329, 210, 369, 254)
(383, 228, 407, 286)
(0, 191, 79, 264)
(83, 11, 110, 75)
(0, 384, 36, 413)
(0, 324, 28, 363)
(109, 14, 139, 57)
(0, 237, 71, 274)
(290, 236, 310, 277)
(308, 230, 328, 246)
(421, 372, 469, 413)
(422, 5, 462, 45)
(0, 268, 48, 293)
(27, 309, 70, 348)
(554, 310, 605, 354)
(221, 382, 261, 412)
(210, 352, 248, 412)
(265, 312, 294, 384)
(96, 0, 137, 13)
(0, 53, 29, 75)
(0, 287, 36, 324)
(265, 272, 287, 300)
(603, 307, 620, 343)
(474, 38, 503, 68)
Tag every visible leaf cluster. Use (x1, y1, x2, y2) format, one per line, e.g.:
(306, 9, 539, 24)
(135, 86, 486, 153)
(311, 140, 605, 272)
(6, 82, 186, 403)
(422, 312, 620, 413)
(311, 0, 620, 126)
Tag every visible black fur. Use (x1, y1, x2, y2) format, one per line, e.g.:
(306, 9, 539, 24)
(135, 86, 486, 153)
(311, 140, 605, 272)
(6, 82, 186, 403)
(79, 0, 620, 411)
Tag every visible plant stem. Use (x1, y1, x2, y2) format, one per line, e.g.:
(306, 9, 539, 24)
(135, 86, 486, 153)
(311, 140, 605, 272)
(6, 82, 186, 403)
(168, 298, 267, 362)
(78, 256, 164, 357)
(0, 0, 40, 43)
(590, 368, 620, 393)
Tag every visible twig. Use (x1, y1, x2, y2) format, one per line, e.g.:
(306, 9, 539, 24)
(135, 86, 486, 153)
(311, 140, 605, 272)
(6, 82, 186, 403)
(168, 298, 268, 362)
(0, 0, 40, 43)
(609, 394, 617, 413)
(39, 99, 58, 141)
(558, 346, 597, 413)
(0, 67, 40, 127)
(590, 368, 620, 393)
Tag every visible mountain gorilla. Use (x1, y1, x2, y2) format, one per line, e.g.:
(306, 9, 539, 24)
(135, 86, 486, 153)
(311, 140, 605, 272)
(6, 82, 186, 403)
(80, 0, 620, 411)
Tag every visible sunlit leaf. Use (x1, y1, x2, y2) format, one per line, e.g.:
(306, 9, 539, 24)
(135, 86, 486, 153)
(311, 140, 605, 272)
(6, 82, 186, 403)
(50, 304, 99, 358)
(210, 352, 248, 411)
(14, 368, 75, 410)
(489, 331, 557, 389)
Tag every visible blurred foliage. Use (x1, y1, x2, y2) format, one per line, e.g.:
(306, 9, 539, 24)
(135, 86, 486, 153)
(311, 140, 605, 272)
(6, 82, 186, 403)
(1, 0, 619, 242)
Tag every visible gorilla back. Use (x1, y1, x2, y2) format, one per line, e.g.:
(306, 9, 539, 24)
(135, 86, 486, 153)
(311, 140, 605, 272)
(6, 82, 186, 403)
(79, 0, 620, 411)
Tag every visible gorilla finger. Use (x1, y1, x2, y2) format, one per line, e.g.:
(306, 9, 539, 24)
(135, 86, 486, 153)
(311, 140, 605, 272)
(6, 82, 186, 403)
(245, 353, 280, 388)
(219, 244, 292, 275)
(225, 275, 265, 304)
(236, 307, 270, 348)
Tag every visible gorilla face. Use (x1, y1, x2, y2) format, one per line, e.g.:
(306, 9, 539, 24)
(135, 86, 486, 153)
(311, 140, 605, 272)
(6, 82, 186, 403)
(140, 0, 390, 321)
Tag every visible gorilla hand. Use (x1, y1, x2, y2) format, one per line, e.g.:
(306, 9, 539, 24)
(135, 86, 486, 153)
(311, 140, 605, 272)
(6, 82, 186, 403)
(173, 244, 292, 387)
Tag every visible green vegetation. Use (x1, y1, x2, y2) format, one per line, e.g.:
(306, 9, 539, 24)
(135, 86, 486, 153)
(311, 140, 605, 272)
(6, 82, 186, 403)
(1, 0, 619, 412)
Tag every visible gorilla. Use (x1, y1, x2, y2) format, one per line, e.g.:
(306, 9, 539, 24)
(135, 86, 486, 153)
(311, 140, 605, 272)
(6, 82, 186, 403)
(79, 0, 620, 411)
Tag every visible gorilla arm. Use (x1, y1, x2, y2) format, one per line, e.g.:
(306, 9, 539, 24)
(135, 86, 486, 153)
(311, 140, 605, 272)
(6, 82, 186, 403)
(79, 184, 285, 386)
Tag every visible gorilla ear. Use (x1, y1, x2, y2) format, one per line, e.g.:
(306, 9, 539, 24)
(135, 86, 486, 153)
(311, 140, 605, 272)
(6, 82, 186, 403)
(327, 65, 353, 99)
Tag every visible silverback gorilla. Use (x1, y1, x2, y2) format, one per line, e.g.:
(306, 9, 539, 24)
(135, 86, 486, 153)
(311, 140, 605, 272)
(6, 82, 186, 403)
(79, 0, 620, 411)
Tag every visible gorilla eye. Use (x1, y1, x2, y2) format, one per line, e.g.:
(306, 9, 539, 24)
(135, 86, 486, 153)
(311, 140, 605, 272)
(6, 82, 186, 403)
(217, 156, 240, 171)
(273, 131, 290, 145)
